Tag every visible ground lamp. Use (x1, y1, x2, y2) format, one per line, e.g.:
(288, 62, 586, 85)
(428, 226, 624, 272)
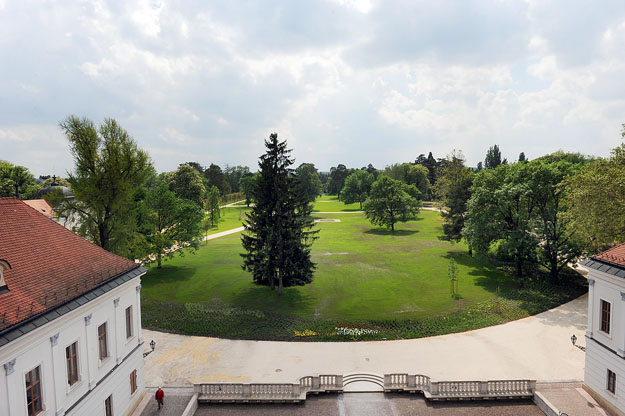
(143, 339, 156, 357)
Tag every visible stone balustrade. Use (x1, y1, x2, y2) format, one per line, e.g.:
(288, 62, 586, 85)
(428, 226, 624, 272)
(195, 373, 535, 403)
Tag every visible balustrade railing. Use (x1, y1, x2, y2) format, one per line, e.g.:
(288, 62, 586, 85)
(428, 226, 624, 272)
(195, 374, 535, 402)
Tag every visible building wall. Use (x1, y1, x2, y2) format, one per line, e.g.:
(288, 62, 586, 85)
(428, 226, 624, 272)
(585, 267, 625, 413)
(585, 337, 625, 411)
(0, 274, 145, 416)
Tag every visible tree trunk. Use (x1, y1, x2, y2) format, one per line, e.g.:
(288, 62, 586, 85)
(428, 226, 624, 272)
(99, 223, 110, 251)
(278, 268, 283, 295)
(550, 258, 559, 285)
(157, 253, 162, 269)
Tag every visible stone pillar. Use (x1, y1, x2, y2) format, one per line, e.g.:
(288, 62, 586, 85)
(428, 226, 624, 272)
(84, 313, 96, 390)
(586, 278, 595, 338)
(136, 284, 143, 345)
(4, 358, 19, 416)
(50, 333, 66, 415)
(616, 292, 625, 358)
(114, 297, 122, 364)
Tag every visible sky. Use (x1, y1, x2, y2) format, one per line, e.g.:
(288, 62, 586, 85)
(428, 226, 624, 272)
(1, 0, 625, 177)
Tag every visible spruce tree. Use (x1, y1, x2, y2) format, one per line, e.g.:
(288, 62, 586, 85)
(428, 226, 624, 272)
(241, 133, 318, 294)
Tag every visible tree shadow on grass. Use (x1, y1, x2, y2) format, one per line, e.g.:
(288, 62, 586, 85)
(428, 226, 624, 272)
(142, 265, 195, 287)
(364, 228, 420, 236)
(443, 251, 512, 294)
(230, 283, 317, 317)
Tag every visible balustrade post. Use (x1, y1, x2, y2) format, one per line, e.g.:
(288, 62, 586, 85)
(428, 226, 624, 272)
(336, 375, 343, 389)
(243, 384, 251, 397)
(408, 374, 415, 388)
(479, 381, 488, 394)
(312, 376, 320, 390)
(430, 382, 439, 395)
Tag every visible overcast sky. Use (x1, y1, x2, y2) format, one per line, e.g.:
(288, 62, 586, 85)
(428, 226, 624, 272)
(2, 0, 625, 176)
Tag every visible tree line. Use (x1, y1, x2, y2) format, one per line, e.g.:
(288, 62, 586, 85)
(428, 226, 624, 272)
(4, 115, 625, 289)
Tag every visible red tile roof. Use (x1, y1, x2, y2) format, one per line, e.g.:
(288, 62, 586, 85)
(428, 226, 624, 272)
(592, 242, 625, 268)
(0, 198, 137, 332)
(23, 199, 56, 218)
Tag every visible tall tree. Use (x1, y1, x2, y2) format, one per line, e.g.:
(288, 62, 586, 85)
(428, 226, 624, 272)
(435, 151, 474, 249)
(531, 160, 584, 283)
(518, 152, 526, 163)
(184, 161, 204, 175)
(239, 174, 257, 206)
(143, 181, 203, 268)
(206, 185, 221, 226)
(294, 163, 322, 206)
(204, 163, 231, 195)
(364, 176, 421, 232)
(341, 169, 374, 209)
(564, 139, 625, 250)
(464, 163, 537, 281)
(326, 164, 350, 197)
(224, 165, 251, 193)
(484, 145, 503, 169)
(241, 133, 318, 295)
(0, 162, 41, 199)
(384, 163, 430, 198)
(58, 116, 152, 255)
(168, 164, 206, 207)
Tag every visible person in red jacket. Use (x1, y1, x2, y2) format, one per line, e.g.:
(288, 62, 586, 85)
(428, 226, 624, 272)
(155, 387, 165, 409)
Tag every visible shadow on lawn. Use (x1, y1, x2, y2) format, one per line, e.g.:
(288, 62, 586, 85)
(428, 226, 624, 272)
(230, 283, 317, 316)
(364, 228, 419, 236)
(142, 265, 195, 286)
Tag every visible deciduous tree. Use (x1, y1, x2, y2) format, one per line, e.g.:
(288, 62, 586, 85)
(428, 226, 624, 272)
(294, 163, 322, 206)
(143, 181, 203, 268)
(341, 169, 374, 209)
(435, 151, 474, 248)
(168, 164, 206, 207)
(364, 176, 421, 232)
(58, 115, 152, 255)
(564, 139, 625, 250)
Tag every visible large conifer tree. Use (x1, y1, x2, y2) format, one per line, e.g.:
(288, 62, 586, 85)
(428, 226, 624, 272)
(241, 133, 317, 295)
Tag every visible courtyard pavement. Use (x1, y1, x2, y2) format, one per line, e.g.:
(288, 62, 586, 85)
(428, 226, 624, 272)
(142, 294, 588, 387)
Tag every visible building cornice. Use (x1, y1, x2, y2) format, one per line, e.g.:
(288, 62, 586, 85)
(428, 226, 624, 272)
(580, 258, 625, 280)
(0, 266, 146, 348)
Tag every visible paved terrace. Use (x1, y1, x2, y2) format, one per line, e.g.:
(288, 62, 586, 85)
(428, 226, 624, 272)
(143, 294, 588, 387)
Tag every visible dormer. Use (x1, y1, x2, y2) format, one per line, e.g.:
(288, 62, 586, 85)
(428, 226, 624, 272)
(0, 259, 11, 294)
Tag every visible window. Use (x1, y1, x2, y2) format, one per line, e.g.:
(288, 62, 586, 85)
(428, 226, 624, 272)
(125, 306, 133, 339)
(66, 342, 79, 385)
(601, 299, 611, 334)
(105, 395, 113, 416)
(130, 370, 137, 395)
(608, 369, 617, 393)
(25, 366, 43, 416)
(98, 323, 108, 360)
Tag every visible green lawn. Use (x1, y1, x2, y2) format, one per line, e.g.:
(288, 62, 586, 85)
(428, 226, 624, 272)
(313, 195, 362, 212)
(143, 206, 586, 341)
(203, 206, 249, 236)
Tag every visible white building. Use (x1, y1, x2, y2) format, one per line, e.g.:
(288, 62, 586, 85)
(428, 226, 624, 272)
(582, 243, 625, 416)
(0, 198, 147, 416)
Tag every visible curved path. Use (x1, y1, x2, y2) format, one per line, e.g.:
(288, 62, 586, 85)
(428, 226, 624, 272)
(142, 294, 588, 387)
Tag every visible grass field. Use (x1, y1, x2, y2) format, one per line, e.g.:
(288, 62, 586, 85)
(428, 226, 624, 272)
(203, 206, 249, 236)
(142, 200, 587, 341)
